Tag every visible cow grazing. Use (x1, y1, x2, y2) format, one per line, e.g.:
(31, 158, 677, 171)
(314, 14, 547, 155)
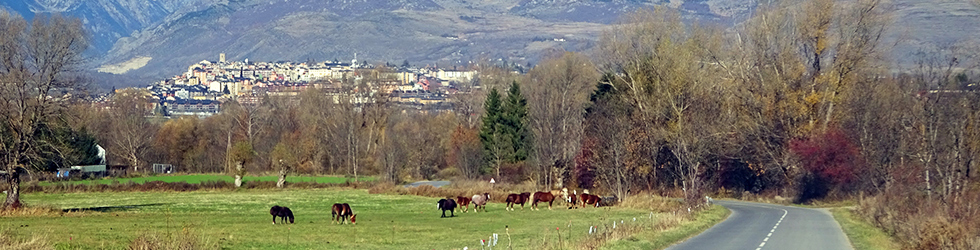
(472, 193, 490, 212)
(580, 194, 601, 208)
(270, 205, 294, 224)
(437, 198, 457, 218)
(530, 191, 555, 210)
(331, 203, 357, 224)
(456, 196, 472, 213)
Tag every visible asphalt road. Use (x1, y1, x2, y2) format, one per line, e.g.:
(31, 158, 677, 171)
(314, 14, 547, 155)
(667, 200, 852, 250)
(403, 181, 450, 188)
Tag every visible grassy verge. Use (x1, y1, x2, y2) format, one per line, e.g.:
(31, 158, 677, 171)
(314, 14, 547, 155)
(832, 208, 900, 250)
(38, 174, 373, 186)
(1, 188, 660, 249)
(601, 204, 730, 250)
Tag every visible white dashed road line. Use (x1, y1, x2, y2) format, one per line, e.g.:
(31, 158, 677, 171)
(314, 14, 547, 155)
(756, 208, 787, 250)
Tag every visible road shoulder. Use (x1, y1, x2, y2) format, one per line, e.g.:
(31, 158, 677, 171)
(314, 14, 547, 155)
(831, 207, 901, 250)
(601, 204, 731, 250)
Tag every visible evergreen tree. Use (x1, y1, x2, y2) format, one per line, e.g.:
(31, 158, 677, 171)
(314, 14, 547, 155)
(479, 88, 506, 176)
(501, 81, 531, 163)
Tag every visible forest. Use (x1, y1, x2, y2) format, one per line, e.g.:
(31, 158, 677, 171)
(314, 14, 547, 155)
(3, 0, 979, 248)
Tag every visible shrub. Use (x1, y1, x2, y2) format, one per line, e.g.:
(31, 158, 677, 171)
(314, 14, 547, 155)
(789, 127, 862, 202)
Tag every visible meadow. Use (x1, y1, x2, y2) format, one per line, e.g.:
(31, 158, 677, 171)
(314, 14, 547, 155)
(0, 188, 692, 249)
(37, 174, 373, 186)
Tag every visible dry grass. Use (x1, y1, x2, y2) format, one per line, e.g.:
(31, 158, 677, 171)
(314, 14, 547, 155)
(128, 227, 221, 250)
(0, 231, 51, 250)
(617, 192, 683, 213)
(368, 179, 542, 203)
(0, 205, 63, 217)
(857, 190, 980, 250)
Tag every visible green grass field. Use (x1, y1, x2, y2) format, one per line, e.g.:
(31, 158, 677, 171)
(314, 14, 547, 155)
(1, 188, 671, 249)
(38, 174, 372, 186)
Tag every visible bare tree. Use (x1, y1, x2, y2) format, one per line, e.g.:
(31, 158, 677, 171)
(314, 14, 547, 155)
(107, 89, 157, 173)
(526, 51, 598, 189)
(0, 11, 88, 209)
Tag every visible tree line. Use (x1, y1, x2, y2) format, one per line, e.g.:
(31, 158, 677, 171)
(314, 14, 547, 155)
(4, 0, 980, 221)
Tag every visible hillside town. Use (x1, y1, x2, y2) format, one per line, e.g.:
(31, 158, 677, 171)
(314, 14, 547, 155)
(124, 53, 479, 117)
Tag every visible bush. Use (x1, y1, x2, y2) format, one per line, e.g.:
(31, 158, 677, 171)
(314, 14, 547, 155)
(857, 188, 980, 250)
(789, 127, 862, 202)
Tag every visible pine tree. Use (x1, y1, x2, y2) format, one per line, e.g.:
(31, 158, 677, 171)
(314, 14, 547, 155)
(501, 81, 531, 163)
(479, 88, 506, 176)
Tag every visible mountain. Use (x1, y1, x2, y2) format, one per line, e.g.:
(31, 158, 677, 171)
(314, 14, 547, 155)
(0, 0, 208, 57)
(6, 0, 980, 86)
(97, 0, 764, 79)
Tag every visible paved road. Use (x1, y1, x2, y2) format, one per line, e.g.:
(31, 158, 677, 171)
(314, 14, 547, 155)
(667, 200, 852, 250)
(403, 181, 450, 188)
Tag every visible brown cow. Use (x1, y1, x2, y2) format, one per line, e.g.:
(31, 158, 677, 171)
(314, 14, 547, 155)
(456, 196, 472, 213)
(331, 203, 357, 224)
(530, 191, 555, 210)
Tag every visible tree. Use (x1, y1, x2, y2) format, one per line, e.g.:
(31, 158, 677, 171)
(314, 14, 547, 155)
(501, 81, 531, 164)
(0, 11, 88, 209)
(229, 141, 254, 187)
(479, 88, 506, 177)
(526, 51, 598, 188)
(448, 125, 483, 179)
(401, 59, 410, 68)
(153, 117, 199, 171)
(597, 8, 734, 205)
(270, 141, 296, 188)
(107, 89, 156, 173)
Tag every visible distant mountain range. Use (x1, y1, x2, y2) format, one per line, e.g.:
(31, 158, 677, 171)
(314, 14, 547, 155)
(3, 0, 980, 88)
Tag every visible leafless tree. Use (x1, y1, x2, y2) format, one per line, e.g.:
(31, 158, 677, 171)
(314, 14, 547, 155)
(526, 51, 598, 189)
(0, 11, 88, 209)
(107, 89, 157, 173)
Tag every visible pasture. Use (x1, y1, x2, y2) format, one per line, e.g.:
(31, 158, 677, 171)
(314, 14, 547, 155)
(1, 188, 677, 249)
(37, 174, 372, 186)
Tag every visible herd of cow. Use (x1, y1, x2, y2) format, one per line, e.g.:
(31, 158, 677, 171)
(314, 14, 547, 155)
(437, 188, 612, 218)
(268, 188, 616, 224)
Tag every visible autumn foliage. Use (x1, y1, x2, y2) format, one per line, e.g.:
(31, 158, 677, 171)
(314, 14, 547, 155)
(789, 128, 862, 201)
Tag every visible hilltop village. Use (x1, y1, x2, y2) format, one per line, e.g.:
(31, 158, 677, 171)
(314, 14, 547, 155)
(125, 54, 479, 117)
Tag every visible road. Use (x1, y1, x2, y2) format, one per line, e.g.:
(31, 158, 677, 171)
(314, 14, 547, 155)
(403, 181, 450, 188)
(667, 200, 852, 250)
